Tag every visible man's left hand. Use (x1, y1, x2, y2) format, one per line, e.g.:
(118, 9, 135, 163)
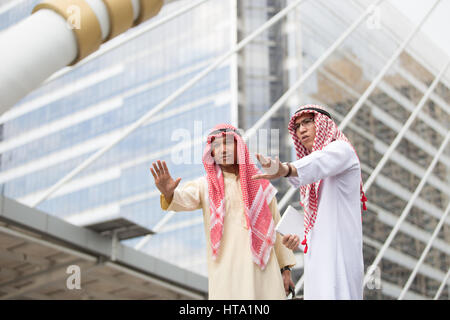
(282, 269, 295, 296)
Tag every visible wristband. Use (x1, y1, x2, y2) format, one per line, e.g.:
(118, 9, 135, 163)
(283, 163, 292, 177)
(280, 266, 291, 273)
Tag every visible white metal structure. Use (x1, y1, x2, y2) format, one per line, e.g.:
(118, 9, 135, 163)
(0, 0, 181, 114)
(399, 201, 450, 299)
(44, 0, 210, 84)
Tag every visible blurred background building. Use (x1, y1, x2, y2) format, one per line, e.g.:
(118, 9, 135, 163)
(0, 0, 448, 299)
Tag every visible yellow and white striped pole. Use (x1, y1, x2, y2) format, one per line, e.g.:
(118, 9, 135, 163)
(0, 0, 165, 116)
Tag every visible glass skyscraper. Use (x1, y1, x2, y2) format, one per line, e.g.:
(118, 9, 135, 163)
(0, 0, 234, 277)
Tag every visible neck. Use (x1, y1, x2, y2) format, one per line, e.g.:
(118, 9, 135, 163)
(220, 164, 239, 175)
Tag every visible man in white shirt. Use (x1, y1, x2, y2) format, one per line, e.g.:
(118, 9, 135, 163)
(252, 104, 367, 300)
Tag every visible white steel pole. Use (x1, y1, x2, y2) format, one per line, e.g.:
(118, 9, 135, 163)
(0, 0, 167, 115)
(363, 131, 450, 286)
(44, 0, 210, 84)
(243, 0, 385, 142)
(433, 268, 450, 300)
(337, 0, 441, 132)
(363, 60, 450, 192)
(398, 202, 450, 300)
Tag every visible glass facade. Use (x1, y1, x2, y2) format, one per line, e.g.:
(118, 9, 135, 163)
(0, 0, 234, 276)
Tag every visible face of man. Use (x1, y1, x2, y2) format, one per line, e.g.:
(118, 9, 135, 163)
(210, 135, 238, 167)
(295, 113, 316, 152)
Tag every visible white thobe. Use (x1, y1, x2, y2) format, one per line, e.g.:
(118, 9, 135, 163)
(287, 140, 364, 300)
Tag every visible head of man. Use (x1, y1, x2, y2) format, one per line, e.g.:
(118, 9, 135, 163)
(288, 105, 333, 155)
(210, 134, 238, 167)
(202, 124, 279, 270)
(294, 112, 316, 152)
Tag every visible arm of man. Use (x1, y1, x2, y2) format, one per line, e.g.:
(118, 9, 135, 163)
(287, 140, 358, 187)
(160, 178, 203, 212)
(252, 141, 358, 185)
(269, 197, 296, 296)
(151, 160, 202, 212)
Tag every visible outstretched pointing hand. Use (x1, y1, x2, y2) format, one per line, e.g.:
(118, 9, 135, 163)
(150, 160, 181, 203)
(251, 153, 286, 180)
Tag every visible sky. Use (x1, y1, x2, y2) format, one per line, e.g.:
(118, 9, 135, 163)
(390, 0, 450, 57)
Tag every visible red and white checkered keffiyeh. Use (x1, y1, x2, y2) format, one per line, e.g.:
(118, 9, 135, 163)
(202, 124, 277, 270)
(288, 104, 367, 254)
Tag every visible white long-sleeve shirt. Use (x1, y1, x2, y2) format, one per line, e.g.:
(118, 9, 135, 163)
(287, 140, 364, 300)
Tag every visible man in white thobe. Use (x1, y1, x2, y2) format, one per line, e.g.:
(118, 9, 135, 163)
(252, 104, 366, 300)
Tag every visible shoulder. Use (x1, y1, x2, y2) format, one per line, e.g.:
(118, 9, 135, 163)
(196, 176, 208, 193)
(195, 176, 207, 183)
(178, 176, 206, 191)
(198, 176, 209, 201)
(325, 140, 353, 152)
(324, 140, 359, 165)
(194, 176, 208, 188)
(325, 140, 355, 156)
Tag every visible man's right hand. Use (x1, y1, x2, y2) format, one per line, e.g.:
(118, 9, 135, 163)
(251, 153, 289, 180)
(282, 234, 300, 250)
(150, 160, 181, 204)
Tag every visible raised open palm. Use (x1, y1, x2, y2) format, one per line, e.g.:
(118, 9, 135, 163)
(150, 160, 181, 201)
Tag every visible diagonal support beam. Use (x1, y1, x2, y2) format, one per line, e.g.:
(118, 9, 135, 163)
(242, 0, 385, 142)
(294, 273, 305, 295)
(398, 201, 450, 299)
(363, 60, 450, 192)
(433, 268, 450, 300)
(363, 131, 450, 287)
(134, 210, 176, 250)
(337, 0, 442, 132)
